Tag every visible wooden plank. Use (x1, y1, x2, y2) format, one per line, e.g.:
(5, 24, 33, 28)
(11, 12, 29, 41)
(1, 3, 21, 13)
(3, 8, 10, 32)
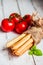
(30, 0, 43, 65)
(1, 0, 43, 65)
(32, 0, 43, 17)
(1, 0, 35, 65)
(17, 0, 35, 16)
(17, 0, 35, 65)
(2, 0, 19, 17)
(0, 1, 8, 65)
(0, 0, 19, 65)
(2, 0, 19, 41)
(0, 0, 4, 22)
(0, 0, 7, 50)
(0, 0, 20, 65)
(33, 39, 43, 65)
(17, 0, 43, 65)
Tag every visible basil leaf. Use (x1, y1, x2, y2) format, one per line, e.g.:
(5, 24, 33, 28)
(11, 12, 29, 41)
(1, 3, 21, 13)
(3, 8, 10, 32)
(33, 49, 43, 56)
(28, 45, 43, 56)
(31, 45, 36, 51)
(29, 50, 33, 55)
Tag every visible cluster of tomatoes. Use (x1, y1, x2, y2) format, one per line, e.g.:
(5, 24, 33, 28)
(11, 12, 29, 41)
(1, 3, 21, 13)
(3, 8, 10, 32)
(1, 13, 32, 34)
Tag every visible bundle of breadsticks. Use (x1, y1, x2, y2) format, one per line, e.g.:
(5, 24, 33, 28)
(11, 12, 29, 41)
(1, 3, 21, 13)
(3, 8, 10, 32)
(6, 12, 43, 56)
(6, 33, 34, 56)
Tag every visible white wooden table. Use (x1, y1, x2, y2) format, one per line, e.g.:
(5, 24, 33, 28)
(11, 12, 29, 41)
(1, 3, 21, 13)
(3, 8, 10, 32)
(0, 0, 43, 65)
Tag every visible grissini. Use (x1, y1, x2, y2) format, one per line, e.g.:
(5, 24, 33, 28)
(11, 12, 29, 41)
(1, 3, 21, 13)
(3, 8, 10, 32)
(6, 33, 26, 48)
(12, 34, 31, 50)
(13, 38, 33, 56)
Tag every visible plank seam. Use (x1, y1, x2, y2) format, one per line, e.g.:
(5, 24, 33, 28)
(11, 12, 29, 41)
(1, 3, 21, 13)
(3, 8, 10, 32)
(16, 0, 36, 65)
(16, 0, 21, 15)
(31, 0, 38, 12)
(32, 55, 36, 65)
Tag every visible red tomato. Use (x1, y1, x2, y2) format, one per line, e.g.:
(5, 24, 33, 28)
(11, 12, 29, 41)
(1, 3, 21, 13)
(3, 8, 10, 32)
(15, 21, 28, 34)
(23, 14, 32, 25)
(1, 18, 15, 32)
(9, 13, 22, 24)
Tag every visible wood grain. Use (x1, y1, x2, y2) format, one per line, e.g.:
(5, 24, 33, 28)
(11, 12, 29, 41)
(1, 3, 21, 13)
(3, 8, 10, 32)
(0, 0, 43, 65)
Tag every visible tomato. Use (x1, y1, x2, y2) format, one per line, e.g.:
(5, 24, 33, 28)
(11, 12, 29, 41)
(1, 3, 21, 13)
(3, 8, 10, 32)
(23, 14, 32, 25)
(1, 18, 15, 32)
(15, 20, 28, 34)
(9, 13, 22, 24)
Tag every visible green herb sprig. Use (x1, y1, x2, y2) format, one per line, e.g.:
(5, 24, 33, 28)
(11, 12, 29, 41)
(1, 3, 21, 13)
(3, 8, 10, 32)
(28, 45, 43, 56)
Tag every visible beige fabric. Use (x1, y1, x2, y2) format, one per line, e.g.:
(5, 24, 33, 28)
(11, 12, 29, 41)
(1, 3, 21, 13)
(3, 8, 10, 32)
(24, 27, 43, 44)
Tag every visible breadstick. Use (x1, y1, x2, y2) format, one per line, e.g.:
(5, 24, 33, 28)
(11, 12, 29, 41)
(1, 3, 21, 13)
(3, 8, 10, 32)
(12, 34, 31, 50)
(13, 38, 33, 56)
(6, 33, 26, 48)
